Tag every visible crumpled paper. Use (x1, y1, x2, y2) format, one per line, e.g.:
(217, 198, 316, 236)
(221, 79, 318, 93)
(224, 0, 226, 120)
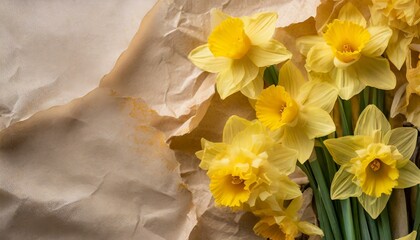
(0, 0, 156, 130)
(0, 0, 321, 239)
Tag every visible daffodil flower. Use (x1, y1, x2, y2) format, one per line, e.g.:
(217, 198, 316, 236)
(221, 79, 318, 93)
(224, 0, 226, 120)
(297, 2, 396, 100)
(325, 105, 420, 219)
(252, 196, 323, 240)
(255, 61, 337, 162)
(196, 116, 301, 208)
(370, 0, 420, 69)
(188, 9, 291, 100)
(391, 47, 420, 128)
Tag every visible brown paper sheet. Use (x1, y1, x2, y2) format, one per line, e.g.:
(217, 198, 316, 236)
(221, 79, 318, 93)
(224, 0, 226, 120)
(0, 0, 321, 239)
(0, 0, 157, 130)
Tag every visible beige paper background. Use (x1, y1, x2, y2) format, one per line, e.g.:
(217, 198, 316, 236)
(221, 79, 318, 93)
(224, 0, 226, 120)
(0, 0, 324, 239)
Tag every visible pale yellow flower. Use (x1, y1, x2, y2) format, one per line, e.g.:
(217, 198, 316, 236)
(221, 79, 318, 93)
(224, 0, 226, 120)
(253, 196, 323, 240)
(255, 61, 337, 162)
(196, 116, 301, 208)
(325, 105, 420, 218)
(188, 9, 291, 99)
(391, 47, 420, 127)
(370, 0, 420, 69)
(297, 2, 396, 100)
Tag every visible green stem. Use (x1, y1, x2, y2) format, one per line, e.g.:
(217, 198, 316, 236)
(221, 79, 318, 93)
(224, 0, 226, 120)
(309, 160, 344, 240)
(319, 137, 337, 185)
(372, 88, 378, 107)
(338, 98, 353, 136)
(414, 184, 420, 233)
(351, 198, 361, 240)
(298, 162, 335, 240)
(360, 88, 370, 113)
(263, 65, 278, 86)
(364, 207, 380, 240)
(357, 203, 373, 240)
(378, 206, 392, 240)
(340, 198, 356, 240)
(377, 89, 385, 114)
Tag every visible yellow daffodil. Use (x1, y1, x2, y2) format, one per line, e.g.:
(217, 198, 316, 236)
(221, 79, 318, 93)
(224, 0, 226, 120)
(370, 0, 420, 69)
(297, 2, 396, 100)
(397, 231, 418, 240)
(391, 47, 420, 127)
(255, 61, 337, 162)
(252, 196, 323, 240)
(196, 116, 301, 208)
(188, 9, 292, 99)
(325, 105, 420, 219)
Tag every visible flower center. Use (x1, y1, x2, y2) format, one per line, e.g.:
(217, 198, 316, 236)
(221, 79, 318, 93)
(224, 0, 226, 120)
(342, 43, 353, 52)
(351, 143, 400, 197)
(208, 17, 251, 59)
(323, 20, 371, 63)
(256, 85, 299, 130)
(369, 158, 381, 172)
(231, 175, 244, 185)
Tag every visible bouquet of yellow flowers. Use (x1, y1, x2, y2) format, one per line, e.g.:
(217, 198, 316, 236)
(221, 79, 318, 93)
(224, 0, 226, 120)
(188, 1, 420, 239)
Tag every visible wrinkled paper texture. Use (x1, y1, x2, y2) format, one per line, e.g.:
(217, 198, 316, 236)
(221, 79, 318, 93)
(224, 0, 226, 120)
(0, 0, 321, 239)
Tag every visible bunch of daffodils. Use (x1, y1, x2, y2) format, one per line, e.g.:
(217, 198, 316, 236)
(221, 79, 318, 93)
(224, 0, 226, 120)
(188, 1, 420, 239)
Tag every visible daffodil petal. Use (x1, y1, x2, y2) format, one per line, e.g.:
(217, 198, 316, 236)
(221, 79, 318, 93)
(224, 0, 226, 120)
(279, 60, 306, 99)
(358, 193, 390, 219)
(331, 166, 362, 199)
(296, 36, 324, 56)
(240, 56, 259, 88)
(210, 9, 230, 29)
(396, 160, 420, 189)
(299, 81, 338, 112)
(222, 116, 253, 144)
(362, 26, 392, 57)
(355, 105, 391, 139)
(297, 222, 324, 236)
(247, 39, 292, 67)
(231, 121, 266, 152)
(396, 231, 417, 240)
(216, 66, 245, 99)
(354, 56, 396, 90)
(188, 44, 232, 73)
(390, 83, 407, 118)
(337, 2, 367, 28)
(285, 196, 302, 216)
(299, 106, 336, 139)
(216, 58, 254, 99)
(267, 145, 298, 175)
(241, 68, 264, 99)
(324, 136, 371, 165)
(331, 66, 365, 100)
(243, 12, 277, 45)
(384, 127, 417, 160)
(197, 139, 227, 170)
(283, 127, 314, 163)
(274, 176, 302, 200)
(305, 43, 334, 73)
(387, 30, 413, 70)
